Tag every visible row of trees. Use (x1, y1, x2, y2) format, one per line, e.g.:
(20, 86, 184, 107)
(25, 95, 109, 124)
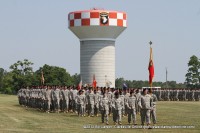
(0, 59, 80, 94)
(115, 78, 186, 88)
(0, 55, 199, 94)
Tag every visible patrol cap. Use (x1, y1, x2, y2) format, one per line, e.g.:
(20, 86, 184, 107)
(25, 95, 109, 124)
(79, 90, 83, 93)
(115, 91, 119, 96)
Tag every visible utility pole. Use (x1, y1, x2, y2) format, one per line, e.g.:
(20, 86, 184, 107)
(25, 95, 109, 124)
(166, 67, 168, 88)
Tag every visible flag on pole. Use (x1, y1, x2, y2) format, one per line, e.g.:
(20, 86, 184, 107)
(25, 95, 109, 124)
(148, 43, 154, 87)
(106, 81, 112, 88)
(41, 71, 45, 85)
(92, 74, 97, 89)
(123, 83, 128, 89)
(78, 77, 82, 90)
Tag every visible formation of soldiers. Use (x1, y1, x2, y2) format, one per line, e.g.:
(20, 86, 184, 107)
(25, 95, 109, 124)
(152, 89, 200, 101)
(17, 86, 199, 126)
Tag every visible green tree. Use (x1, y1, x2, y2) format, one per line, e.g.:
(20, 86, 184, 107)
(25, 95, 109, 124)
(35, 64, 72, 86)
(2, 72, 14, 94)
(0, 68, 6, 91)
(185, 55, 200, 88)
(9, 59, 34, 92)
(115, 77, 124, 88)
(71, 73, 80, 86)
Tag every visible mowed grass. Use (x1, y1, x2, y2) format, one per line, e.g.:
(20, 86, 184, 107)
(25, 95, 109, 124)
(0, 94, 199, 133)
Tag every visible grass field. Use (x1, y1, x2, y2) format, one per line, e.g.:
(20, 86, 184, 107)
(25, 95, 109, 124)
(0, 94, 199, 133)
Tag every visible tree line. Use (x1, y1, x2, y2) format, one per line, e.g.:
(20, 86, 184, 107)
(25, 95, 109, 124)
(0, 55, 199, 94)
(0, 59, 80, 94)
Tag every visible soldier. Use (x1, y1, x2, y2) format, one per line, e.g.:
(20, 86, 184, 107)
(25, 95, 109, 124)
(63, 86, 70, 113)
(33, 87, 38, 108)
(53, 86, 61, 113)
(169, 89, 173, 101)
(126, 90, 137, 125)
(107, 87, 113, 116)
(94, 89, 100, 116)
(175, 89, 179, 101)
(119, 89, 125, 117)
(124, 88, 130, 116)
(182, 89, 186, 101)
(138, 88, 153, 127)
(17, 89, 22, 105)
(82, 87, 87, 116)
(113, 91, 123, 125)
(179, 89, 183, 101)
(188, 89, 191, 101)
(76, 90, 86, 116)
(162, 89, 165, 101)
(39, 87, 43, 109)
(22, 87, 27, 107)
(166, 89, 170, 101)
(186, 89, 190, 101)
(70, 86, 78, 113)
(44, 86, 52, 113)
(87, 88, 95, 117)
(26, 87, 31, 107)
(135, 89, 141, 114)
(29, 87, 34, 108)
(50, 86, 55, 112)
(99, 91, 109, 125)
(158, 89, 162, 101)
(96, 87, 101, 95)
(149, 89, 157, 125)
(192, 89, 195, 101)
(59, 86, 64, 112)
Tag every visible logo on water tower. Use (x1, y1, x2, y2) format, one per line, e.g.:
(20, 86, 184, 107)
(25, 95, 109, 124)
(100, 12, 109, 25)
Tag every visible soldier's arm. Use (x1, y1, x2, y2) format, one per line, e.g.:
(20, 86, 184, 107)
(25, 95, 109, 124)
(85, 95, 88, 105)
(150, 97, 153, 109)
(138, 97, 142, 109)
(112, 100, 115, 109)
(120, 99, 123, 106)
(125, 99, 130, 109)
(75, 95, 78, 103)
(135, 100, 137, 109)
(154, 94, 158, 102)
(60, 91, 63, 100)
(99, 98, 102, 107)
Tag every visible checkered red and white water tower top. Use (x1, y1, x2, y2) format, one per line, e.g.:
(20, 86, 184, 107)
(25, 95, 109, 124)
(68, 9, 127, 27)
(68, 9, 127, 40)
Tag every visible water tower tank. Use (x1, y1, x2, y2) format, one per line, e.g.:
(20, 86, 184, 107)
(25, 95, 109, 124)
(68, 9, 127, 87)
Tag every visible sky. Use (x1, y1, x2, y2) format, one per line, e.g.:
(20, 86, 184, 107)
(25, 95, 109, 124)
(0, 0, 200, 83)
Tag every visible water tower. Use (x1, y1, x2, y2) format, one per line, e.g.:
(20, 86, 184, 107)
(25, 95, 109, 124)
(68, 9, 127, 87)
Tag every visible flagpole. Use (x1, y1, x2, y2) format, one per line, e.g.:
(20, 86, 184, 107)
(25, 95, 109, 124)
(105, 75, 107, 88)
(41, 70, 44, 86)
(149, 41, 153, 91)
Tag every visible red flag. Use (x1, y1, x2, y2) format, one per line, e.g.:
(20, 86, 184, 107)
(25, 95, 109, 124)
(92, 74, 97, 88)
(148, 46, 154, 86)
(78, 77, 82, 90)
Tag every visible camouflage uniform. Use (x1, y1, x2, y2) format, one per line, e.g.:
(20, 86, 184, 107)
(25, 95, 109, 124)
(87, 90, 95, 116)
(113, 94, 123, 124)
(139, 93, 153, 125)
(100, 94, 109, 124)
(76, 91, 86, 116)
(126, 93, 137, 124)
(150, 93, 157, 124)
